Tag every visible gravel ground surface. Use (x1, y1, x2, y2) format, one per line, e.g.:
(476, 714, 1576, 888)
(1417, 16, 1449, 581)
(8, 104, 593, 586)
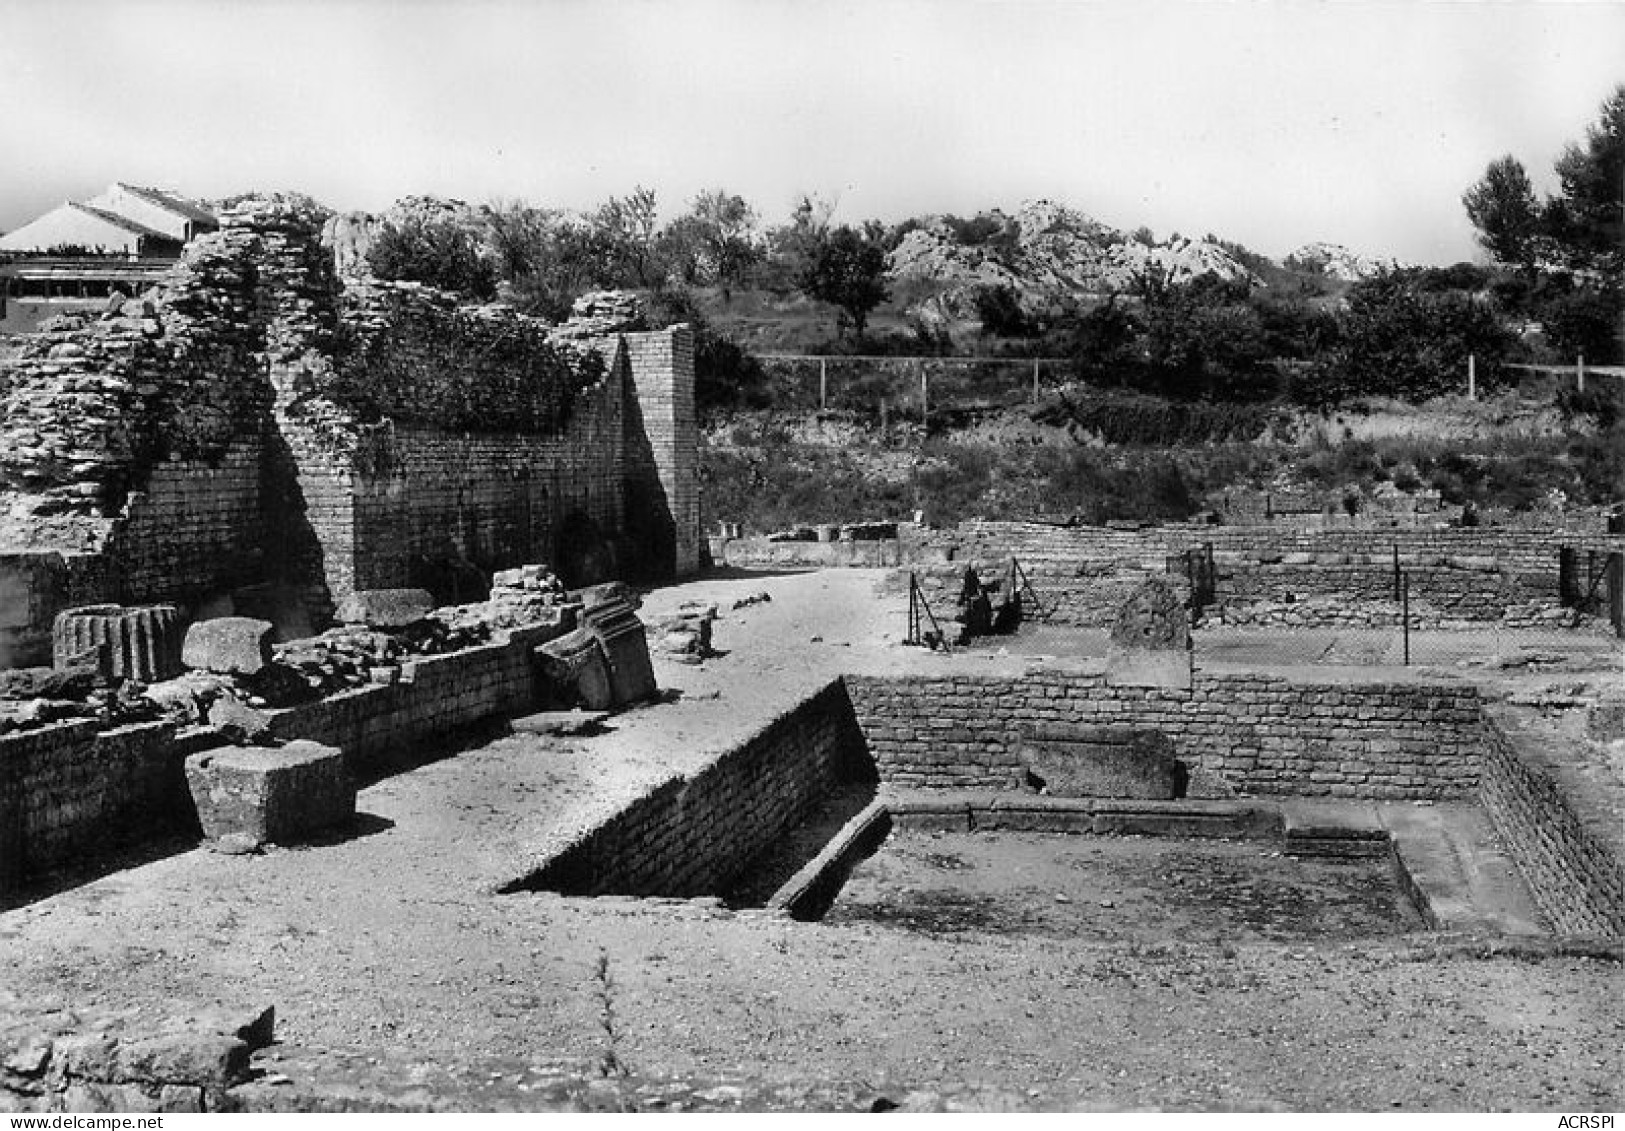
(1, 568, 1620, 1111)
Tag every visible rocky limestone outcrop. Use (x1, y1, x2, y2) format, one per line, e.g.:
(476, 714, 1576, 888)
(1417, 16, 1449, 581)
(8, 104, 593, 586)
(1284, 241, 1405, 282)
(887, 198, 1256, 321)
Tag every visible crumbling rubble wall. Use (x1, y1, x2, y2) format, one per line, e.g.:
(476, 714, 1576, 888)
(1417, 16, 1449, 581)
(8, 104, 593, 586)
(0, 991, 272, 1112)
(0, 218, 275, 664)
(0, 203, 700, 666)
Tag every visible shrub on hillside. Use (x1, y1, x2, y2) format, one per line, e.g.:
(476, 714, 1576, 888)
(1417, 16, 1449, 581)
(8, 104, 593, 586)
(973, 285, 1036, 338)
(1065, 298, 1142, 381)
(1539, 284, 1624, 363)
(368, 214, 497, 300)
(1290, 269, 1517, 406)
(1040, 389, 1280, 446)
(1128, 273, 1282, 402)
(1031, 448, 1196, 523)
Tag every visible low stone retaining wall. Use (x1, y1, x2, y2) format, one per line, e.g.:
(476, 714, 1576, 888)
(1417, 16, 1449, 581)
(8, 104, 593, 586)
(0, 623, 564, 898)
(884, 791, 1286, 839)
(506, 680, 871, 897)
(1479, 705, 1625, 939)
(0, 718, 216, 895)
(844, 670, 1484, 801)
(1211, 595, 1601, 631)
(902, 519, 1623, 629)
(263, 622, 564, 778)
(712, 536, 903, 569)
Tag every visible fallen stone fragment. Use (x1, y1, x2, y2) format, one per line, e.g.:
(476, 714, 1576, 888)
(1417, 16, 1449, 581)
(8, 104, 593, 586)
(335, 588, 435, 629)
(510, 709, 610, 737)
(206, 695, 273, 742)
(53, 603, 184, 682)
(582, 600, 657, 706)
(536, 630, 616, 711)
(182, 617, 274, 676)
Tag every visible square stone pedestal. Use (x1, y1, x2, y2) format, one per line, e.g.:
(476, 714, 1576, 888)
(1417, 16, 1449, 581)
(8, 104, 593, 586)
(185, 740, 354, 847)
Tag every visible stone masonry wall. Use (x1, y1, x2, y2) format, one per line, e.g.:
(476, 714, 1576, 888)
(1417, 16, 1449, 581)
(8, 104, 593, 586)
(907, 519, 1623, 628)
(0, 552, 112, 669)
(343, 397, 624, 595)
(621, 328, 701, 579)
(262, 622, 562, 779)
(0, 201, 701, 660)
(514, 680, 869, 896)
(0, 620, 561, 897)
(844, 670, 1484, 800)
(109, 436, 269, 606)
(0, 719, 215, 895)
(264, 222, 625, 608)
(1, 438, 272, 664)
(1479, 705, 1625, 938)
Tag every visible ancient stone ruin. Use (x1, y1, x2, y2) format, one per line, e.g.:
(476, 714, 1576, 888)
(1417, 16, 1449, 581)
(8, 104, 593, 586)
(0, 199, 700, 669)
(0, 204, 1621, 1117)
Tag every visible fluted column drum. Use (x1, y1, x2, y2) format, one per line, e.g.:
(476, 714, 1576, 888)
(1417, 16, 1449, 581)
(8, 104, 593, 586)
(52, 603, 185, 683)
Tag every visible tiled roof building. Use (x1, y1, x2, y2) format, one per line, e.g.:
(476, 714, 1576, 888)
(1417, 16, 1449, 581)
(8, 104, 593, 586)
(1, 183, 217, 332)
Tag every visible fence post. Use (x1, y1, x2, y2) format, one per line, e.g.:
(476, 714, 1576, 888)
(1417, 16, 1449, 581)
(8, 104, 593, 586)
(1401, 572, 1410, 666)
(1392, 542, 1400, 602)
(1031, 358, 1040, 404)
(907, 570, 918, 644)
(1608, 551, 1623, 638)
(919, 359, 929, 429)
(1467, 353, 1476, 400)
(819, 357, 828, 410)
(1577, 352, 1586, 392)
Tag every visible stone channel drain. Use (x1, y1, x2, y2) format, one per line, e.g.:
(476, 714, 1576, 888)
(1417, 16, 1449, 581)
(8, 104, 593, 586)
(2, 571, 1621, 1112)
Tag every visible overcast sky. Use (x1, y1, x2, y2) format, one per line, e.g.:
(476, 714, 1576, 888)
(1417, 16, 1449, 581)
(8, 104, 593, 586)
(1, 0, 1620, 264)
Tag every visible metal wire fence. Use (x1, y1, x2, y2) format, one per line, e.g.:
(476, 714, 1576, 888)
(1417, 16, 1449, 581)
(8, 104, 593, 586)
(751, 353, 1625, 422)
(756, 354, 1070, 421)
(933, 548, 1625, 674)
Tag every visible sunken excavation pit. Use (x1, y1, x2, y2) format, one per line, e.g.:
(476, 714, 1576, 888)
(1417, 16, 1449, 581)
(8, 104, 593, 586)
(500, 667, 1623, 948)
